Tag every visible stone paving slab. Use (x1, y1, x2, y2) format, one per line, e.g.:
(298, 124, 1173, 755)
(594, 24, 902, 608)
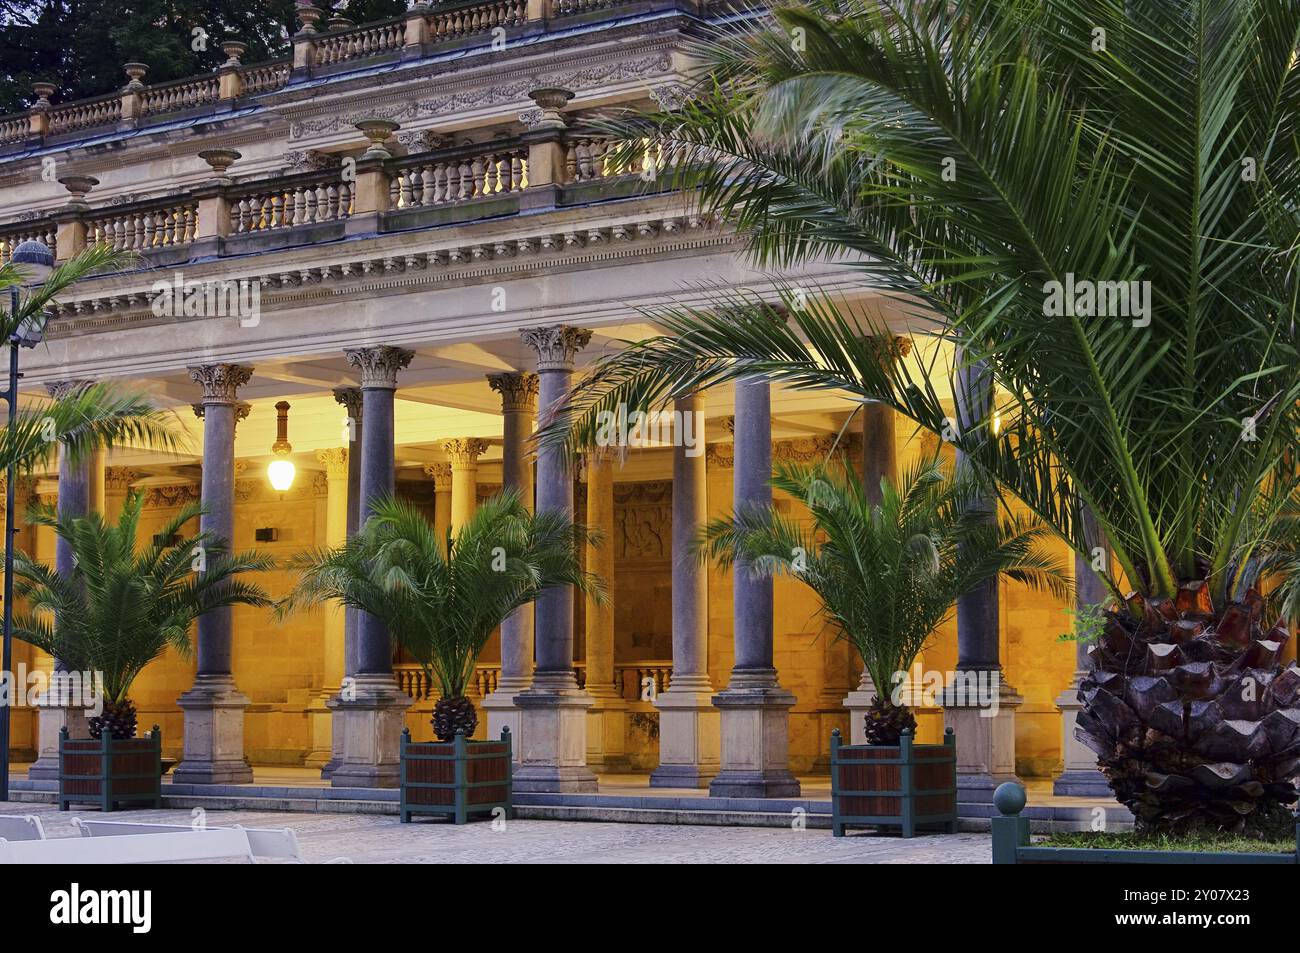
(0, 800, 992, 864)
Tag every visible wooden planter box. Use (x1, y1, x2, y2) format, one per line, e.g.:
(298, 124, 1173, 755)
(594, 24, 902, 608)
(991, 784, 1300, 865)
(830, 726, 957, 837)
(399, 727, 513, 824)
(58, 725, 162, 812)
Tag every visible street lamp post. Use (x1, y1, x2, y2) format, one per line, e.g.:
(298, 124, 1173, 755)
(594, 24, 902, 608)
(1, 239, 54, 801)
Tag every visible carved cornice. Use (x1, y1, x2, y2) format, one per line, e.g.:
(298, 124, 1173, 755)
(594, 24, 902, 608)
(188, 363, 253, 404)
(442, 437, 489, 466)
(520, 325, 592, 372)
(487, 371, 539, 414)
(316, 447, 349, 479)
(345, 346, 413, 389)
(45, 379, 94, 400)
(423, 462, 453, 490)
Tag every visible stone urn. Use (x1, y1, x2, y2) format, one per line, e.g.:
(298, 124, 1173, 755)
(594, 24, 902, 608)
(57, 174, 99, 207)
(295, 2, 324, 34)
(198, 149, 242, 183)
(123, 63, 148, 90)
(327, 15, 355, 31)
(32, 82, 57, 108)
(527, 88, 574, 128)
(221, 41, 248, 67)
(356, 118, 400, 160)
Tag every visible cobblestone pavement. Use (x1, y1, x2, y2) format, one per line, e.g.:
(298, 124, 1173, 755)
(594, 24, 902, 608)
(2, 801, 991, 863)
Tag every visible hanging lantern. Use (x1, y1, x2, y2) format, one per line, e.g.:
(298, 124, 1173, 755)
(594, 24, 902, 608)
(267, 400, 295, 492)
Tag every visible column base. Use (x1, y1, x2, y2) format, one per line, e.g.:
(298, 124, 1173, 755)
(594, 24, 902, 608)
(173, 675, 253, 785)
(650, 685, 718, 788)
(326, 674, 412, 789)
(943, 676, 1022, 804)
(482, 676, 531, 764)
(1053, 682, 1110, 796)
(303, 689, 336, 774)
(586, 690, 630, 774)
(709, 674, 800, 799)
(27, 706, 91, 780)
(512, 672, 597, 793)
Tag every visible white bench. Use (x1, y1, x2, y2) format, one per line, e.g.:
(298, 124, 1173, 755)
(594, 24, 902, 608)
(73, 818, 350, 864)
(0, 814, 47, 842)
(0, 826, 255, 864)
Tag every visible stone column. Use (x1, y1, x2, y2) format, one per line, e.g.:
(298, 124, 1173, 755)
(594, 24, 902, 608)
(1054, 507, 1111, 795)
(425, 463, 453, 549)
(28, 381, 95, 779)
(482, 372, 538, 758)
(442, 438, 487, 535)
(943, 352, 1022, 802)
(328, 346, 414, 788)
(582, 447, 629, 773)
(512, 325, 598, 793)
(710, 377, 800, 798)
(652, 392, 720, 787)
(306, 447, 349, 772)
(174, 364, 255, 784)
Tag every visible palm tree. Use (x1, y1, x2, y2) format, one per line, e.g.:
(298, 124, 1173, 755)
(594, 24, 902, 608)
(281, 492, 603, 741)
(12, 492, 274, 739)
(541, 0, 1300, 833)
(701, 457, 1068, 743)
(1, 243, 182, 473)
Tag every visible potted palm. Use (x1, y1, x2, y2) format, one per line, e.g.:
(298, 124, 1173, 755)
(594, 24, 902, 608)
(545, 0, 1300, 839)
(13, 492, 273, 811)
(701, 457, 1066, 835)
(282, 491, 602, 823)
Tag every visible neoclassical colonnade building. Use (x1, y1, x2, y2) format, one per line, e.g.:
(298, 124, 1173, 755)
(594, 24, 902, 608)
(0, 0, 1154, 800)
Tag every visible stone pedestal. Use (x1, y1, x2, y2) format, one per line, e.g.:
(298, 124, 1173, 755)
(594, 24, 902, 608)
(651, 678, 719, 788)
(710, 676, 800, 798)
(1053, 677, 1112, 796)
(172, 675, 253, 784)
(325, 674, 412, 788)
(304, 689, 335, 771)
(27, 705, 90, 780)
(586, 690, 630, 774)
(512, 673, 598, 792)
(840, 671, 877, 746)
(943, 679, 1022, 803)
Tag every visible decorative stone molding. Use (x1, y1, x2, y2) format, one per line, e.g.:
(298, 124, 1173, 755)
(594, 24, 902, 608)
(520, 325, 592, 372)
(281, 149, 339, 173)
(441, 437, 489, 465)
(517, 107, 544, 128)
(316, 447, 349, 479)
(395, 129, 446, 153)
(648, 82, 690, 111)
(705, 442, 734, 469)
(332, 385, 364, 422)
(188, 364, 254, 404)
(192, 401, 252, 425)
(143, 483, 200, 508)
(104, 467, 142, 492)
(345, 346, 414, 388)
(45, 379, 95, 400)
(613, 480, 672, 560)
(423, 462, 452, 490)
(487, 372, 539, 413)
(718, 415, 735, 436)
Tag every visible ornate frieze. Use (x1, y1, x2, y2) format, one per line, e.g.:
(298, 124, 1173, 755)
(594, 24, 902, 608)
(143, 483, 200, 508)
(614, 480, 672, 560)
(104, 467, 142, 491)
(520, 325, 592, 372)
(648, 82, 690, 111)
(345, 346, 414, 388)
(487, 372, 539, 414)
(188, 364, 253, 404)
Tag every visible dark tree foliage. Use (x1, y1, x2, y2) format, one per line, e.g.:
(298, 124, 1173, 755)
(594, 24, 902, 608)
(0, 0, 406, 113)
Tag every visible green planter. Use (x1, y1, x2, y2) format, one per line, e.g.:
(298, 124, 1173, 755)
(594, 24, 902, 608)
(991, 783, 1300, 865)
(58, 725, 163, 812)
(830, 727, 958, 837)
(399, 727, 513, 824)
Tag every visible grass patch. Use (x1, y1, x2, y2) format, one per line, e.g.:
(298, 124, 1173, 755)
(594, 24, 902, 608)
(1037, 831, 1294, 854)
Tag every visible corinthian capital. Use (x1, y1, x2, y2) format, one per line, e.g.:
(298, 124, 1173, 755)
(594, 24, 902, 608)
(423, 462, 453, 490)
(487, 371, 539, 413)
(316, 447, 349, 479)
(45, 379, 95, 401)
(332, 386, 364, 422)
(520, 325, 592, 372)
(188, 364, 253, 404)
(441, 437, 489, 466)
(345, 346, 414, 389)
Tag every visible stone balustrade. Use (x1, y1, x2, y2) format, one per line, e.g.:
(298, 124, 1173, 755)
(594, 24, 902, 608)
(139, 75, 222, 117)
(228, 174, 355, 234)
(617, 661, 673, 702)
(0, 114, 28, 145)
(566, 135, 664, 181)
(47, 94, 123, 135)
(239, 61, 291, 95)
(0, 222, 58, 265)
(313, 19, 406, 67)
(426, 0, 526, 40)
(395, 662, 501, 701)
(86, 200, 200, 252)
(389, 144, 528, 209)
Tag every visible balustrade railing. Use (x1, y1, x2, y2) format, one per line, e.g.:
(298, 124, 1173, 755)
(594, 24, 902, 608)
(554, 0, 625, 15)
(0, 114, 28, 145)
(240, 61, 291, 95)
(616, 661, 672, 702)
(0, 223, 57, 265)
(140, 75, 221, 117)
(86, 200, 199, 252)
(394, 663, 501, 701)
(47, 94, 122, 135)
(565, 134, 662, 182)
(390, 143, 527, 210)
(228, 174, 354, 234)
(427, 0, 525, 39)
(314, 19, 406, 67)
